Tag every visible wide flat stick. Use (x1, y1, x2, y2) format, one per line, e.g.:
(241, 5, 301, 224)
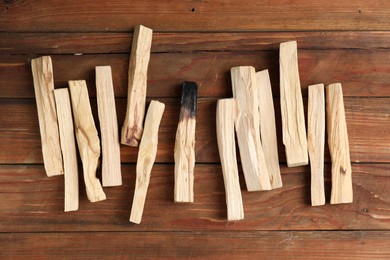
(326, 83, 353, 204)
(130, 101, 165, 224)
(31, 56, 63, 177)
(121, 25, 153, 147)
(96, 66, 122, 187)
(308, 84, 325, 206)
(279, 41, 308, 167)
(231, 66, 271, 191)
(69, 80, 106, 203)
(216, 99, 244, 221)
(54, 88, 79, 212)
(174, 82, 197, 203)
(256, 70, 282, 189)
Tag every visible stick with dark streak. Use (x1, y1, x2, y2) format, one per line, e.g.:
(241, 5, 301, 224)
(174, 82, 197, 203)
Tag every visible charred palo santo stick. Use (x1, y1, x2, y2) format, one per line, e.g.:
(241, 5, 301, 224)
(231, 66, 271, 191)
(121, 25, 153, 147)
(308, 84, 325, 206)
(326, 83, 353, 204)
(69, 80, 106, 203)
(256, 70, 282, 189)
(279, 41, 308, 167)
(174, 82, 197, 203)
(96, 66, 122, 187)
(54, 89, 79, 212)
(31, 56, 63, 177)
(130, 101, 165, 224)
(216, 99, 244, 221)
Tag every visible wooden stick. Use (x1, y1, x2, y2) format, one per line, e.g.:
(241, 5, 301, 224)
(121, 25, 153, 147)
(256, 70, 282, 189)
(174, 81, 197, 203)
(130, 101, 165, 224)
(308, 84, 325, 206)
(54, 88, 79, 212)
(69, 80, 106, 203)
(31, 56, 63, 177)
(279, 41, 308, 167)
(95, 66, 122, 187)
(326, 83, 353, 204)
(216, 99, 244, 221)
(231, 66, 271, 191)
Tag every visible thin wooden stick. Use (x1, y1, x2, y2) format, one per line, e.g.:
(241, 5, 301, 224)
(121, 25, 153, 147)
(69, 80, 106, 203)
(216, 98, 244, 221)
(231, 66, 271, 191)
(174, 82, 197, 203)
(279, 41, 308, 167)
(96, 66, 122, 187)
(31, 56, 63, 177)
(130, 101, 165, 224)
(308, 84, 325, 206)
(54, 88, 79, 212)
(256, 70, 282, 189)
(326, 83, 353, 204)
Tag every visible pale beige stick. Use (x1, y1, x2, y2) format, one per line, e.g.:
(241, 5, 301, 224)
(121, 25, 153, 147)
(130, 101, 165, 224)
(96, 66, 122, 187)
(308, 84, 325, 206)
(69, 80, 106, 203)
(174, 82, 197, 203)
(256, 70, 282, 189)
(279, 41, 308, 167)
(31, 56, 63, 177)
(54, 88, 79, 212)
(326, 83, 353, 204)
(231, 66, 271, 191)
(216, 99, 244, 221)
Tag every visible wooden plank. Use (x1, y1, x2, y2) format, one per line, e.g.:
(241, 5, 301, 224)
(0, 164, 389, 232)
(2, 50, 390, 99)
(2, 1, 390, 31)
(0, 97, 390, 164)
(1, 231, 389, 259)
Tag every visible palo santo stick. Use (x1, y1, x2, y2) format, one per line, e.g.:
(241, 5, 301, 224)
(326, 83, 353, 204)
(31, 56, 63, 177)
(69, 80, 106, 203)
(279, 41, 308, 167)
(96, 66, 122, 187)
(256, 70, 282, 189)
(54, 88, 79, 212)
(121, 25, 153, 147)
(308, 84, 325, 206)
(231, 66, 271, 191)
(130, 101, 165, 224)
(216, 99, 244, 221)
(174, 81, 197, 203)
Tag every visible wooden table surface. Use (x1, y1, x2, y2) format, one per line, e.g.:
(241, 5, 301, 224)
(1, 1, 390, 259)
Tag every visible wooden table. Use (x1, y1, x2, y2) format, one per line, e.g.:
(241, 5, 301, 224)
(1, 1, 389, 258)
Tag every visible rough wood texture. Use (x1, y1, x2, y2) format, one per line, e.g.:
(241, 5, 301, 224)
(280, 41, 308, 167)
(231, 66, 271, 191)
(174, 82, 197, 203)
(121, 25, 153, 147)
(68, 80, 106, 203)
(130, 101, 165, 224)
(256, 70, 282, 189)
(327, 83, 353, 204)
(95, 66, 122, 187)
(54, 88, 79, 212)
(216, 99, 244, 221)
(308, 84, 326, 206)
(31, 56, 63, 177)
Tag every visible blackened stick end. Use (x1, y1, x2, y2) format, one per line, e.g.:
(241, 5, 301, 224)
(180, 81, 198, 121)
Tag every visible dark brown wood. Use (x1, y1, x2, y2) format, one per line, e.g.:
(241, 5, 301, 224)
(1, 231, 389, 259)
